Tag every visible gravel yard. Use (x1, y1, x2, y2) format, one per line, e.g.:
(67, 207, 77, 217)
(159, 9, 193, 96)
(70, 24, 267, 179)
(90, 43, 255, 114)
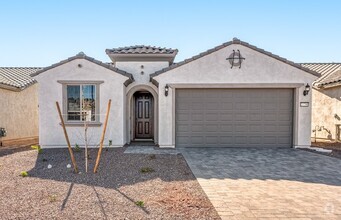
(0, 147, 219, 219)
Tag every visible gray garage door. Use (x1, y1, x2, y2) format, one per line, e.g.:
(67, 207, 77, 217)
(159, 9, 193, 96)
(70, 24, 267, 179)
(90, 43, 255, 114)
(176, 89, 293, 147)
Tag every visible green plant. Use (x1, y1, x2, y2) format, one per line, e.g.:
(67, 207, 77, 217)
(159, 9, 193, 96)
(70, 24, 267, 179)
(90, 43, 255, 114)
(135, 200, 144, 207)
(140, 167, 155, 173)
(20, 171, 28, 177)
(49, 194, 57, 203)
(74, 143, 81, 152)
(42, 158, 48, 162)
(31, 145, 42, 154)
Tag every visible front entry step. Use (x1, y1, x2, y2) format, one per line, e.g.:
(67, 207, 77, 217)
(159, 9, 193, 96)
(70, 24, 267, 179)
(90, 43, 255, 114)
(124, 144, 180, 155)
(128, 141, 156, 146)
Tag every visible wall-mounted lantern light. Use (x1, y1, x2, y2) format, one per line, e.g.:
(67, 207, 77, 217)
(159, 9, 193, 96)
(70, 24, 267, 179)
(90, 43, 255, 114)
(303, 83, 310, 96)
(165, 84, 169, 97)
(226, 50, 245, 69)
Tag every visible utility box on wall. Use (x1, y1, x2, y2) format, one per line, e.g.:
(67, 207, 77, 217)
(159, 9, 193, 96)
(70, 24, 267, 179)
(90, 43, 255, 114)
(0, 127, 7, 146)
(0, 128, 6, 137)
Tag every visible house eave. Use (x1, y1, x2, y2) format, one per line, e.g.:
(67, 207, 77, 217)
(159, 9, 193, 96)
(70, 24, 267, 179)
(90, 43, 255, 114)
(30, 53, 135, 86)
(314, 81, 341, 89)
(0, 83, 24, 92)
(106, 52, 177, 64)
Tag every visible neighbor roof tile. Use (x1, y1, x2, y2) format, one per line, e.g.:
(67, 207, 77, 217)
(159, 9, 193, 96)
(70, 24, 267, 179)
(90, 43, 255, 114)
(0, 67, 42, 91)
(301, 63, 341, 88)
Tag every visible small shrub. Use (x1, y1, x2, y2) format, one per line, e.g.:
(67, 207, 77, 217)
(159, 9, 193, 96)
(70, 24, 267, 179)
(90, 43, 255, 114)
(20, 171, 28, 177)
(42, 158, 48, 162)
(149, 154, 156, 160)
(140, 167, 155, 173)
(31, 145, 42, 154)
(49, 194, 57, 203)
(31, 145, 39, 150)
(74, 144, 81, 152)
(135, 200, 144, 207)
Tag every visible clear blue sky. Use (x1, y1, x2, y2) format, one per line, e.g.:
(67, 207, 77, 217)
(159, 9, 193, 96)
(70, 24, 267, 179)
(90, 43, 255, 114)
(0, 0, 340, 67)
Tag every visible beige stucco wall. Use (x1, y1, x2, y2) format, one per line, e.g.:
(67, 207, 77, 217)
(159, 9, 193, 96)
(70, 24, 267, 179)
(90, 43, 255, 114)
(311, 87, 341, 141)
(154, 44, 317, 148)
(0, 84, 39, 142)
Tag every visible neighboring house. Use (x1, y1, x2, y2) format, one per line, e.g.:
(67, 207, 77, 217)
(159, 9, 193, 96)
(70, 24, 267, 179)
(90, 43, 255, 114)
(301, 63, 341, 142)
(0, 67, 41, 146)
(30, 38, 318, 149)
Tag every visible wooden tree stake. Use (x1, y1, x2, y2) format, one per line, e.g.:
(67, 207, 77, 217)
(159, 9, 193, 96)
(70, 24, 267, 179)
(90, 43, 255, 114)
(56, 101, 78, 173)
(94, 99, 112, 173)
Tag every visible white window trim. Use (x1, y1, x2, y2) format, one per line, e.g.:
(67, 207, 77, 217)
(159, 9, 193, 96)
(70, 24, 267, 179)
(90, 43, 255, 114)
(58, 80, 103, 126)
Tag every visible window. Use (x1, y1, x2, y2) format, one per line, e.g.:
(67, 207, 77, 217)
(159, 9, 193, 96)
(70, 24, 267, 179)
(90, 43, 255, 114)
(66, 84, 97, 122)
(58, 80, 103, 125)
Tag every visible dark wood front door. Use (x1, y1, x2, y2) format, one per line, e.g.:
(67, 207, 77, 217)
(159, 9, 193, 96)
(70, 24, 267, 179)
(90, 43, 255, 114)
(135, 92, 153, 139)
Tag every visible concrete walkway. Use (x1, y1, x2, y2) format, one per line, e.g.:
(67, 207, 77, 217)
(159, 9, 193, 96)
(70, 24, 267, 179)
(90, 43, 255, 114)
(180, 148, 341, 219)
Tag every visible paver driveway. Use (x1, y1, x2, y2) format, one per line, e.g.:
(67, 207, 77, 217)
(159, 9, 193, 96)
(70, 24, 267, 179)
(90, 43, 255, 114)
(180, 148, 341, 219)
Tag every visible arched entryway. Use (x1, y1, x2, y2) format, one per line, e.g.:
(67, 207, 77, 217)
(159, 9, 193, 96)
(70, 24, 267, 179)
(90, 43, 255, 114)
(126, 85, 158, 144)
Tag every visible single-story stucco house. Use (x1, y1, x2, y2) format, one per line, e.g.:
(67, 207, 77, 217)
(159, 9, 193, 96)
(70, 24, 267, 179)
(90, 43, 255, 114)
(22, 38, 318, 149)
(301, 63, 341, 142)
(0, 67, 41, 146)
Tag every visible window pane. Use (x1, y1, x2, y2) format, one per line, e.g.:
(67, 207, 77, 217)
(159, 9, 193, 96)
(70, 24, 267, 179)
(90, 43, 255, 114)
(67, 85, 81, 121)
(82, 85, 96, 121)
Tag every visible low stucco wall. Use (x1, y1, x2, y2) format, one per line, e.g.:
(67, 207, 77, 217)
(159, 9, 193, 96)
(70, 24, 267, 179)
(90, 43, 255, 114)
(0, 84, 39, 143)
(311, 87, 341, 141)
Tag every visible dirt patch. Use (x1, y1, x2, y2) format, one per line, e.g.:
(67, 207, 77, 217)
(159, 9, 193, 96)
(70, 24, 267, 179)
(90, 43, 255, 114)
(0, 147, 220, 219)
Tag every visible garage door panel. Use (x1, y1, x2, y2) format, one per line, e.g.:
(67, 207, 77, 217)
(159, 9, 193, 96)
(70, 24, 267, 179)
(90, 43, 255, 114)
(249, 113, 262, 121)
(192, 136, 204, 144)
(249, 136, 262, 144)
(176, 113, 189, 121)
(205, 113, 219, 121)
(249, 124, 262, 132)
(235, 136, 248, 144)
(265, 113, 277, 121)
(279, 103, 293, 110)
(278, 113, 292, 121)
(221, 124, 233, 132)
(191, 113, 204, 121)
(176, 124, 189, 132)
(191, 124, 204, 132)
(250, 103, 262, 110)
(235, 102, 248, 110)
(235, 112, 249, 121)
(176, 89, 293, 148)
(206, 103, 220, 110)
(236, 124, 249, 132)
(221, 113, 234, 120)
(205, 124, 219, 132)
(264, 103, 278, 110)
(206, 136, 219, 144)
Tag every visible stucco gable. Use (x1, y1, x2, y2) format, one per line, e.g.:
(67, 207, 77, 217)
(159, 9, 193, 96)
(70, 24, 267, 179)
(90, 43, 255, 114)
(31, 52, 134, 86)
(150, 38, 319, 82)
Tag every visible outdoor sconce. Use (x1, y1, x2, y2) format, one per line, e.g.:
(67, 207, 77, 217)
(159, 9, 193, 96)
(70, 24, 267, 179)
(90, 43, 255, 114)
(303, 83, 310, 96)
(226, 49, 245, 69)
(165, 84, 169, 97)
